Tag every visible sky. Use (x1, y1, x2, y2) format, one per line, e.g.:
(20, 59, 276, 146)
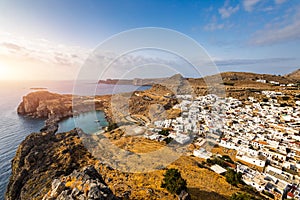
(0, 0, 299, 80)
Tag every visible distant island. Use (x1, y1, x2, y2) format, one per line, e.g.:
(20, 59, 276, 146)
(30, 87, 48, 90)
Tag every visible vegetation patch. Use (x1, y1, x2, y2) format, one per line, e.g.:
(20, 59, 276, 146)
(161, 168, 187, 195)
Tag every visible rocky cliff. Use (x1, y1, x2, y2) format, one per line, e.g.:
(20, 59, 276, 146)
(17, 91, 111, 124)
(17, 91, 73, 118)
(5, 129, 106, 200)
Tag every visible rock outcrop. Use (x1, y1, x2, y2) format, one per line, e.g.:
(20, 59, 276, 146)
(17, 91, 111, 122)
(17, 91, 73, 118)
(5, 129, 101, 200)
(160, 74, 193, 95)
(43, 166, 118, 200)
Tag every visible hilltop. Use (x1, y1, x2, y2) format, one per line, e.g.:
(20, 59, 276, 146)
(285, 68, 300, 80)
(189, 71, 296, 86)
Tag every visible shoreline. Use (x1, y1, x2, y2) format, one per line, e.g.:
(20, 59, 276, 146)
(16, 91, 114, 134)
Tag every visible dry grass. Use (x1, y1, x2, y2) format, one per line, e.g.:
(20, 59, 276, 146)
(168, 156, 239, 200)
(95, 155, 240, 200)
(95, 130, 243, 199)
(111, 136, 165, 154)
(211, 146, 237, 162)
(93, 135, 242, 199)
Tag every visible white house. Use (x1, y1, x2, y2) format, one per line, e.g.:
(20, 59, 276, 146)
(210, 164, 227, 174)
(193, 148, 212, 159)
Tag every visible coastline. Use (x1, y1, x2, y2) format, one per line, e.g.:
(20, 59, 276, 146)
(16, 91, 115, 135)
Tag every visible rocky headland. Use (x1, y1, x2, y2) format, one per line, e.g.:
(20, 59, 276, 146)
(17, 91, 72, 118)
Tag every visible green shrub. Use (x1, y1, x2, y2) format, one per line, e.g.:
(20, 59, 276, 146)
(262, 190, 274, 199)
(161, 168, 187, 195)
(225, 169, 243, 186)
(163, 137, 173, 144)
(158, 129, 170, 136)
(223, 82, 235, 86)
(282, 96, 290, 101)
(107, 123, 118, 131)
(206, 157, 227, 168)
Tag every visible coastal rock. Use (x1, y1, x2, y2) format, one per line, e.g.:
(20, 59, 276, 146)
(17, 91, 72, 118)
(5, 129, 99, 200)
(43, 166, 118, 200)
(39, 116, 59, 134)
(17, 91, 110, 122)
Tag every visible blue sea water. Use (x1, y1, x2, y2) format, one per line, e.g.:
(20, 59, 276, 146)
(0, 80, 150, 199)
(57, 111, 109, 134)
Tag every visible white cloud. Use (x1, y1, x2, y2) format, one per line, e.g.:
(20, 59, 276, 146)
(275, 0, 286, 4)
(250, 8, 300, 45)
(204, 15, 227, 31)
(0, 32, 90, 67)
(243, 0, 261, 12)
(218, 3, 239, 19)
(204, 23, 225, 31)
(244, 0, 286, 13)
(0, 32, 195, 80)
(214, 57, 296, 66)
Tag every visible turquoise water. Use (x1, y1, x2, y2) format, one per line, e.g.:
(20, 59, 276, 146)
(58, 111, 108, 134)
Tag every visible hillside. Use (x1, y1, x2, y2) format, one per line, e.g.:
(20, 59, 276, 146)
(285, 69, 300, 80)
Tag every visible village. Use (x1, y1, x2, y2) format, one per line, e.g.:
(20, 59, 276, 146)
(144, 90, 300, 199)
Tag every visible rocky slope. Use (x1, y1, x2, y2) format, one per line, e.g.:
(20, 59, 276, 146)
(42, 165, 117, 200)
(187, 71, 299, 101)
(286, 69, 300, 80)
(5, 129, 99, 200)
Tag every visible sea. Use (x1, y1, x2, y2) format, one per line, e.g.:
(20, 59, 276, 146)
(0, 80, 150, 199)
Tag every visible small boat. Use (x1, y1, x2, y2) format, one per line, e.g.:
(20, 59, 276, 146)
(94, 120, 100, 122)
